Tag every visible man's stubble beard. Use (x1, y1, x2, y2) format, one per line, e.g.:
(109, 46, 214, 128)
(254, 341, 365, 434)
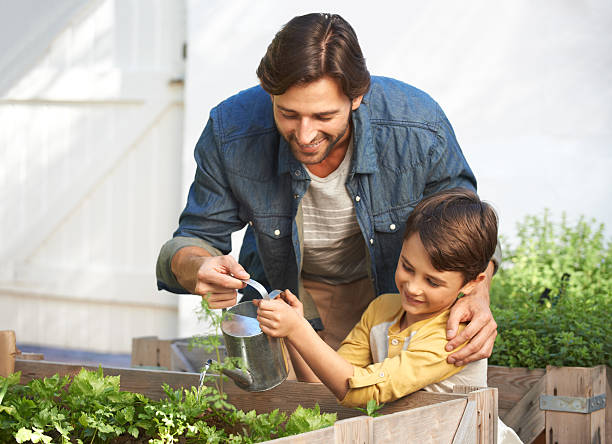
(286, 120, 350, 165)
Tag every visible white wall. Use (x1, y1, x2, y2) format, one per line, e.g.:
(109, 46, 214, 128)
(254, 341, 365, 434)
(0, 0, 187, 353)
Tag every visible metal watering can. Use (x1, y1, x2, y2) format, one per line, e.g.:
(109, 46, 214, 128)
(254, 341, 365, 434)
(219, 280, 289, 392)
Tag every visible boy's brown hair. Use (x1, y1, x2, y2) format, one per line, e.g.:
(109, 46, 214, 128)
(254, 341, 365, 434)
(403, 188, 498, 283)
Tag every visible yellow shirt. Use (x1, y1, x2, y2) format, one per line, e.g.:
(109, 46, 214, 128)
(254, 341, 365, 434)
(337, 293, 487, 407)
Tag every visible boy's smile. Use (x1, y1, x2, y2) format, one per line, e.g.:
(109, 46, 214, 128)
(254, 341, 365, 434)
(395, 233, 477, 329)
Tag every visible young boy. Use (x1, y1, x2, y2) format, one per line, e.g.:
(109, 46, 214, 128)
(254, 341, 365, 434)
(254, 189, 497, 406)
(254, 188, 523, 441)
(254, 187, 499, 403)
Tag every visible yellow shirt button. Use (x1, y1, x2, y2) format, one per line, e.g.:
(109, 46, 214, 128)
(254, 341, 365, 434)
(379, 372, 385, 377)
(391, 338, 399, 346)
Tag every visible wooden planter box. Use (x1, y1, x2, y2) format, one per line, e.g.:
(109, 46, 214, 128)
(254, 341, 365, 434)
(487, 365, 611, 444)
(13, 359, 497, 444)
(131, 336, 612, 444)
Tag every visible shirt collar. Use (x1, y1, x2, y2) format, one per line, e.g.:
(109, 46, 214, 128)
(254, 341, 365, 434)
(350, 99, 378, 174)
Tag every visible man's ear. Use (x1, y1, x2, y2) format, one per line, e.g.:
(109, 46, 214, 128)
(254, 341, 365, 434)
(460, 272, 487, 295)
(351, 95, 364, 111)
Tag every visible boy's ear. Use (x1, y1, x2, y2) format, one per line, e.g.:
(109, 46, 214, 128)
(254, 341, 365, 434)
(460, 272, 487, 295)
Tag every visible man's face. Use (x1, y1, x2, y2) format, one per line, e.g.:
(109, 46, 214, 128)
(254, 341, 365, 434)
(395, 233, 474, 326)
(272, 76, 362, 165)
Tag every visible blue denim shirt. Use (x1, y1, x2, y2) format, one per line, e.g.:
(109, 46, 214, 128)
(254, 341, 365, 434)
(157, 76, 477, 323)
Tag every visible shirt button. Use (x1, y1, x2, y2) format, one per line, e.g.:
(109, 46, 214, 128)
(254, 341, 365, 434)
(390, 224, 396, 230)
(379, 372, 385, 377)
(294, 170, 301, 176)
(249, 221, 253, 226)
(294, 194, 299, 199)
(274, 229, 280, 236)
(355, 196, 361, 202)
(369, 238, 374, 245)
(391, 338, 399, 346)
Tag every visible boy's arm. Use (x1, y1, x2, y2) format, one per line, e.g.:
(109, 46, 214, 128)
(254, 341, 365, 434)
(284, 340, 319, 383)
(286, 317, 354, 399)
(255, 293, 354, 400)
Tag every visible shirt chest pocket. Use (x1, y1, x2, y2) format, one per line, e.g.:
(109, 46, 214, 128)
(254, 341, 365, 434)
(252, 215, 293, 240)
(372, 204, 416, 237)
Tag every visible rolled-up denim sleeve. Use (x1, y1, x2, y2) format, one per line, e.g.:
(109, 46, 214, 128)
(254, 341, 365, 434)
(175, 117, 246, 250)
(156, 236, 223, 293)
(156, 115, 245, 293)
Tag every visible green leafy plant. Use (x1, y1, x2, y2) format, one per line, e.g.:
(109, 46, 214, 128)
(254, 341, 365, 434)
(490, 210, 611, 369)
(355, 399, 385, 417)
(190, 295, 245, 399)
(0, 368, 336, 443)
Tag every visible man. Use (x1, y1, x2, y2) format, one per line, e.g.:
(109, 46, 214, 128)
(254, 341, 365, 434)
(157, 13, 498, 366)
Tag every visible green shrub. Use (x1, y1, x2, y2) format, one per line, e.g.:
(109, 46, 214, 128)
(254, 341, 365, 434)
(490, 210, 612, 369)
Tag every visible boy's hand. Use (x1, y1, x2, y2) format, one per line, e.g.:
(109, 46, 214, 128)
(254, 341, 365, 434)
(253, 290, 304, 338)
(445, 261, 497, 366)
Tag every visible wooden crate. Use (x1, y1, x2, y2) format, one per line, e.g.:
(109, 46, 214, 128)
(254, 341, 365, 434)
(14, 359, 497, 444)
(131, 336, 611, 443)
(488, 365, 611, 444)
(131, 335, 225, 372)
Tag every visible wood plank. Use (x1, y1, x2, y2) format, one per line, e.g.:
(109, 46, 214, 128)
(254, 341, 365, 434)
(157, 339, 173, 370)
(501, 373, 545, 444)
(131, 336, 160, 367)
(453, 385, 486, 394)
(487, 365, 546, 413)
(334, 416, 372, 444)
(263, 426, 334, 444)
(372, 398, 467, 443)
(16, 352, 45, 361)
(545, 365, 607, 444)
(13, 360, 465, 421)
(468, 388, 498, 444)
(452, 399, 477, 444)
(607, 366, 611, 444)
(0, 330, 17, 377)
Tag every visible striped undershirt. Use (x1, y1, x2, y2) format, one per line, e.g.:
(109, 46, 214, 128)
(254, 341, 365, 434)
(301, 138, 369, 285)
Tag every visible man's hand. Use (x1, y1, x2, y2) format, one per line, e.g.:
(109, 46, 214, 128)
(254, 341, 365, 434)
(171, 246, 249, 309)
(254, 290, 304, 339)
(446, 261, 497, 366)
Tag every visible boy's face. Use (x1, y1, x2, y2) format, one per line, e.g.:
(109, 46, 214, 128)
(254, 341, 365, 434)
(272, 75, 362, 165)
(395, 233, 476, 326)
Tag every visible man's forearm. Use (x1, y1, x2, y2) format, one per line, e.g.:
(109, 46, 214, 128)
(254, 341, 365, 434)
(171, 246, 213, 294)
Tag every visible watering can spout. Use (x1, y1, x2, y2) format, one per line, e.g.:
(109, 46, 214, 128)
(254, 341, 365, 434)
(221, 367, 254, 389)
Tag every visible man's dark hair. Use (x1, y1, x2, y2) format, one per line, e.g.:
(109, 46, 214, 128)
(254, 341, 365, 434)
(403, 188, 498, 284)
(257, 13, 370, 100)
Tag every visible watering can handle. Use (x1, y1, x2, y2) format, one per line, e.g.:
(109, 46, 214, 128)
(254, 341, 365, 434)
(242, 278, 271, 300)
